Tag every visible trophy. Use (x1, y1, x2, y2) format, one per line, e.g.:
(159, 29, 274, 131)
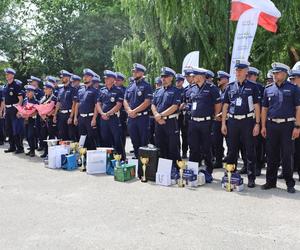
(224, 163, 236, 192)
(78, 147, 87, 171)
(140, 157, 149, 182)
(176, 160, 187, 187)
(70, 142, 79, 154)
(114, 154, 122, 168)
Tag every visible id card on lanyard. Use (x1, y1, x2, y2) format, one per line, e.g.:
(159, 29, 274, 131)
(235, 82, 244, 107)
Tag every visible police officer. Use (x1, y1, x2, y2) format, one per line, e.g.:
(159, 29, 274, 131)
(124, 63, 153, 159)
(247, 66, 266, 176)
(3, 68, 24, 153)
(115, 72, 128, 148)
(212, 71, 230, 169)
(261, 62, 300, 193)
(149, 77, 162, 145)
(182, 68, 195, 156)
(39, 82, 58, 158)
(152, 67, 181, 163)
(188, 68, 221, 174)
(74, 69, 98, 151)
(30, 76, 44, 101)
(53, 70, 75, 141)
(289, 68, 300, 181)
(0, 84, 5, 145)
(96, 70, 125, 159)
(206, 70, 215, 84)
(92, 75, 102, 146)
(23, 85, 39, 157)
(266, 70, 273, 85)
(70, 75, 81, 141)
(175, 73, 188, 159)
(222, 60, 261, 188)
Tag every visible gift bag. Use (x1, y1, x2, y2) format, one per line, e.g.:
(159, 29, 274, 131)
(47, 145, 70, 169)
(86, 150, 107, 174)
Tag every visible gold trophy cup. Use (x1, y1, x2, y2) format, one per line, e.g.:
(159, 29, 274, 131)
(177, 160, 187, 187)
(114, 154, 122, 168)
(140, 157, 149, 182)
(70, 142, 79, 154)
(224, 164, 236, 192)
(79, 147, 87, 171)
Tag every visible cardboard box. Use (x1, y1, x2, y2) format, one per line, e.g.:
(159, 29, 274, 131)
(114, 164, 136, 182)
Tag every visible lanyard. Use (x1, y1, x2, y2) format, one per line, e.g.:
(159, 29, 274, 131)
(235, 81, 245, 96)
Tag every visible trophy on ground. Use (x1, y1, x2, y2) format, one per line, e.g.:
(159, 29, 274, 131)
(114, 154, 122, 168)
(224, 163, 236, 192)
(78, 147, 87, 172)
(176, 160, 187, 188)
(140, 157, 149, 182)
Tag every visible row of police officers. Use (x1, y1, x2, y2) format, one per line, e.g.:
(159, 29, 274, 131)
(2, 60, 300, 193)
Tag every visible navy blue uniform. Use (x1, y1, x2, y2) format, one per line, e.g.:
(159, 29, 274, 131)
(212, 87, 227, 168)
(75, 85, 98, 150)
(149, 87, 161, 145)
(0, 87, 5, 143)
(125, 78, 153, 157)
(117, 85, 127, 148)
(177, 87, 188, 157)
(40, 94, 57, 156)
(262, 81, 300, 187)
(189, 82, 221, 174)
(98, 85, 125, 158)
(255, 82, 266, 172)
(223, 80, 260, 181)
(3, 80, 23, 151)
(152, 85, 181, 162)
(23, 97, 39, 152)
(34, 87, 44, 150)
(57, 84, 76, 140)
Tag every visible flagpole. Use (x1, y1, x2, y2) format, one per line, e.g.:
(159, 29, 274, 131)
(225, 0, 231, 73)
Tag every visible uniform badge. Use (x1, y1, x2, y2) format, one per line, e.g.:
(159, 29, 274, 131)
(110, 97, 115, 102)
(9, 91, 13, 96)
(137, 91, 142, 96)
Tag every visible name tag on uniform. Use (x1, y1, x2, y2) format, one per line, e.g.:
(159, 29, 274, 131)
(236, 97, 242, 106)
(192, 102, 197, 110)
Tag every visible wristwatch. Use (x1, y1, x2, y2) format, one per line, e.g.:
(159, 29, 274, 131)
(294, 124, 300, 129)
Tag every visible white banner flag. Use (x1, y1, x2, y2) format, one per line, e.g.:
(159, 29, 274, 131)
(230, 8, 260, 80)
(182, 51, 199, 87)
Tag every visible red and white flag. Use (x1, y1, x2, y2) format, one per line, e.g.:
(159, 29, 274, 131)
(231, 0, 281, 32)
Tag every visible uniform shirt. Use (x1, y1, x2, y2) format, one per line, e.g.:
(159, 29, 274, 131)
(117, 85, 126, 112)
(75, 85, 99, 114)
(184, 84, 196, 112)
(57, 84, 76, 110)
(176, 87, 185, 103)
(35, 88, 44, 101)
(98, 85, 123, 113)
(124, 78, 153, 110)
(223, 80, 260, 115)
(152, 85, 181, 113)
(0, 86, 3, 102)
(190, 82, 221, 117)
(23, 97, 39, 105)
(40, 94, 57, 104)
(262, 81, 300, 119)
(3, 80, 23, 105)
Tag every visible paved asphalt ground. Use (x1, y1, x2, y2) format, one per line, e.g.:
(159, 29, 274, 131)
(1, 139, 300, 250)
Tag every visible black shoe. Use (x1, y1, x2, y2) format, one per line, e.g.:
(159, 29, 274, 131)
(261, 183, 276, 190)
(255, 168, 261, 177)
(40, 153, 47, 158)
(287, 186, 296, 194)
(30, 151, 35, 157)
(25, 151, 31, 156)
(37, 147, 44, 152)
(238, 166, 247, 175)
(247, 179, 256, 188)
(15, 149, 24, 154)
(129, 150, 134, 154)
(278, 172, 284, 179)
(4, 148, 16, 153)
(132, 156, 138, 160)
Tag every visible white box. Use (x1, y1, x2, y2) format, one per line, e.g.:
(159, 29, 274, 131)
(156, 158, 172, 186)
(156, 173, 171, 186)
(47, 145, 70, 169)
(86, 150, 107, 174)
